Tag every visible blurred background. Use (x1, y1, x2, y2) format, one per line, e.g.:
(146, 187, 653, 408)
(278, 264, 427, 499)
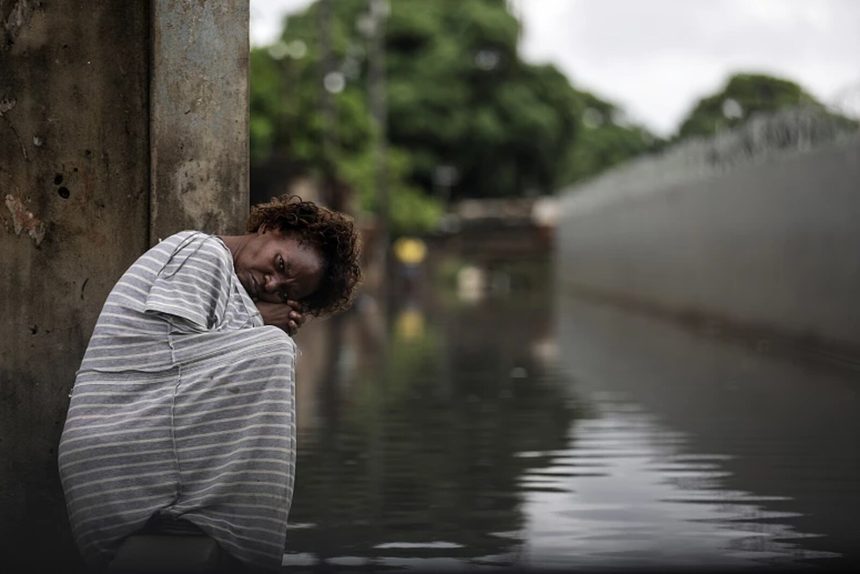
(245, 0, 860, 571)
(2, 1, 858, 572)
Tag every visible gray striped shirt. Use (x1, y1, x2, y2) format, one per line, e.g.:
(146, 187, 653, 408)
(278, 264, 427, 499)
(59, 231, 297, 571)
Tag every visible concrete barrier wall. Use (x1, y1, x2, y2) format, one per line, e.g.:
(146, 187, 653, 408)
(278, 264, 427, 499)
(1, 4, 151, 567)
(557, 111, 860, 354)
(0, 2, 248, 569)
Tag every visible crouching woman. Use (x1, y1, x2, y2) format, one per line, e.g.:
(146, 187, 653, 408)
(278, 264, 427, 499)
(58, 195, 361, 571)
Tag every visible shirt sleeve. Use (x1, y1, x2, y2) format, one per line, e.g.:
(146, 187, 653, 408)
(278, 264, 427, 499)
(143, 233, 232, 332)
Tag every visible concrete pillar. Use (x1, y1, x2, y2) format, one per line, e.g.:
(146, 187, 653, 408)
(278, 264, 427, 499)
(150, 0, 249, 240)
(0, 2, 249, 569)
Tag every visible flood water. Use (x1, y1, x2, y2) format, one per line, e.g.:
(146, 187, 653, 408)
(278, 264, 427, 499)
(286, 272, 860, 572)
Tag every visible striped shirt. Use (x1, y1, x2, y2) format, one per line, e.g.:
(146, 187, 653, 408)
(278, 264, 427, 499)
(59, 231, 297, 571)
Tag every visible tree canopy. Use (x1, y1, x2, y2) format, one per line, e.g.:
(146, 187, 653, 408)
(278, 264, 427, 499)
(250, 0, 661, 232)
(675, 73, 842, 140)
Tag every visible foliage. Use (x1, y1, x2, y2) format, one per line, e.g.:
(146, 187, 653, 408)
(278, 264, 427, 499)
(561, 91, 662, 185)
(251, 1, 445, 235)
(675, 73, 841, 140)
(250, 0, 662, 234)
(382, 1, 578, 198)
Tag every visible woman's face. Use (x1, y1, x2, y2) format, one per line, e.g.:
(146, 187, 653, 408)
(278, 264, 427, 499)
(233, 226, 324, 305)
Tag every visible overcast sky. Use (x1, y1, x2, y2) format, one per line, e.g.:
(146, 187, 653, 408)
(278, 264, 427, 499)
(250, 0, 860, 137)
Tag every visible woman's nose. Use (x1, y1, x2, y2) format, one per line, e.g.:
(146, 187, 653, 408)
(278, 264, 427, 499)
(265, 273, 286, 292)
(266, 273, 287, 293)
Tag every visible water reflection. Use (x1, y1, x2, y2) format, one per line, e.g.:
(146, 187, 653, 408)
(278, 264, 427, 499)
(556, 296, 860, 569)
(517, 400, 838, 571)
(288, 285, 576, 570)
(285, 280, 858, 571)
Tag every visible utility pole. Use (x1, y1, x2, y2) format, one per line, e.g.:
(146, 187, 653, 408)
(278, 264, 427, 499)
(367, 0, 390, 283)
(317, 0, 337, 207)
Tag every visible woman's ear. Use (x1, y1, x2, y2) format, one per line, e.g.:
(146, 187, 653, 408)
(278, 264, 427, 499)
(258, 223, 268, 235)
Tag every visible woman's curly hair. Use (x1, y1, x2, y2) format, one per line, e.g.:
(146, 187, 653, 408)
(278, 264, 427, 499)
(247, 195, 362, 317)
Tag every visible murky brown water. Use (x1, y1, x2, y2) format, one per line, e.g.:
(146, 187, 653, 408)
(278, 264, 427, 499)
(285, 276, 860, 572)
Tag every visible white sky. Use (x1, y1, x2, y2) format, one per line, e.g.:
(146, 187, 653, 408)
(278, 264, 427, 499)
(250, 0, 860, 137)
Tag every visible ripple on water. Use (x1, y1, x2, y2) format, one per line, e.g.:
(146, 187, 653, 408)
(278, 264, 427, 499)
(516, 398, 841, 570)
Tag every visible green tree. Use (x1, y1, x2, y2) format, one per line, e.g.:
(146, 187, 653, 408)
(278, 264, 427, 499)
(250, 0, 661, 228)
(382, 0, 640, 197)
(250, 2, 440, 235)
(676, 73, 827, 140)
(561, 90, 661, 185)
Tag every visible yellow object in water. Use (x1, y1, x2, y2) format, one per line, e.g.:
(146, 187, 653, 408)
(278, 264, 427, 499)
(393, 237, 427, 265)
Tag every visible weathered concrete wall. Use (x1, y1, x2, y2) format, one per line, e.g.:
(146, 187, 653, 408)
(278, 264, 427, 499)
(150, 0, 249, 239)
(1, 1, 150, 569)
(557, 110, 860, 355)
(0, 1, 249, 569)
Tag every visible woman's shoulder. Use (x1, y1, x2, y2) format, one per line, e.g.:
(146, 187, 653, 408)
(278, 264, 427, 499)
(149, 231, 233, 274)
(157, 230, 218, 247)
(157, 230, 228, 254)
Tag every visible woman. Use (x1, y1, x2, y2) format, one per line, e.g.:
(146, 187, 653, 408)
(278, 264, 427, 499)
(58, 196, 361, 571)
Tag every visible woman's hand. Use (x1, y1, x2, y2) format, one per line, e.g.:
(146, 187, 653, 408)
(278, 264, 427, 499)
(256, 300, 307, 336)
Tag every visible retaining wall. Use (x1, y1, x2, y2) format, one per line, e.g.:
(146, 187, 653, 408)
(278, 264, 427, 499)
(557, 109, 860, 354)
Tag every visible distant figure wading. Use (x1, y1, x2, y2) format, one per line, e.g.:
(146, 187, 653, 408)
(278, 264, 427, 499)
(58, 196, 361, 571)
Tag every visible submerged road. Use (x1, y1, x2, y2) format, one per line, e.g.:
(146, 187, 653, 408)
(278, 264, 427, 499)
(284, 283, 860, 571)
